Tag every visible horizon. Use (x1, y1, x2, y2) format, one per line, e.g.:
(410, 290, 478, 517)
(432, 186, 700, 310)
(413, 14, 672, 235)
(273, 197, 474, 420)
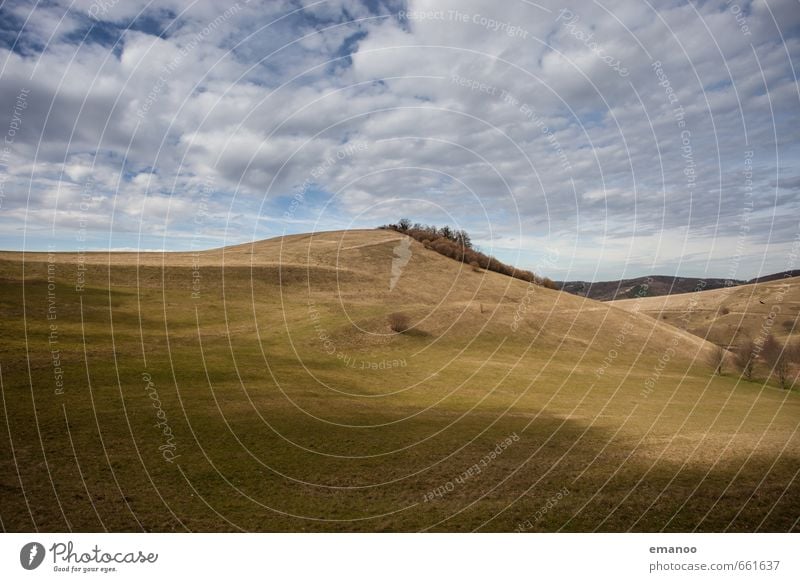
(3, 226, 799, 285)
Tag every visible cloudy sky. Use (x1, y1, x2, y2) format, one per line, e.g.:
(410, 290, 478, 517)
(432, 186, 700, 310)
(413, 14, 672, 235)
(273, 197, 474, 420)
(0, 0, 798, 281)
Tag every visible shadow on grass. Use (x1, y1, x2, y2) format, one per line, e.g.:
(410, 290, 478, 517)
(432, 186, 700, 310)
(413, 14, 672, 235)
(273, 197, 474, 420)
(2, 386, 797, 533)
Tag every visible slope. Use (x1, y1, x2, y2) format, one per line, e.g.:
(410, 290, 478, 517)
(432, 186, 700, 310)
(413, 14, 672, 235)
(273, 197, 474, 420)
(0, 229, 798, 532)
(610, 275, 800, 347)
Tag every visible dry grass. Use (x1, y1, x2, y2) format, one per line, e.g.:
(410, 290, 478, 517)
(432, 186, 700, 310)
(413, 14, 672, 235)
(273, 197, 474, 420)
(611, 277, 800, 347)
(0, 230, 797, 532)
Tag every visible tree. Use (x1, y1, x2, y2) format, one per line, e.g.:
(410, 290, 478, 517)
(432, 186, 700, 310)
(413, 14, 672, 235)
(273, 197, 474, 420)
(455, 229, 472, 249)
(733, 337, 756, 380)
(397, 218, 412, 231)
(708, 344, 726, 376)
(763, 335, 791, 389)
(439, 225, 453, 240)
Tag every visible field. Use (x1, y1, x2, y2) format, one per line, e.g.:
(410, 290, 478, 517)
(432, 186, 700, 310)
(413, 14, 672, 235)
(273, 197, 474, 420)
(0, 230, 798, 532)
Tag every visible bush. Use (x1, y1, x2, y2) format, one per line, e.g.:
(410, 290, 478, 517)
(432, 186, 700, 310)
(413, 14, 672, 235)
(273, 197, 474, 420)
(469, 261, 481, 272)
(720, 307, 730, 315)
(379, 220, 555, 288)
(388, 312, 411, 333)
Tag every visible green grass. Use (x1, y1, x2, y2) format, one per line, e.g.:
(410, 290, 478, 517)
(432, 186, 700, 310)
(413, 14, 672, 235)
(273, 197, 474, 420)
(1, 234, 798, 532)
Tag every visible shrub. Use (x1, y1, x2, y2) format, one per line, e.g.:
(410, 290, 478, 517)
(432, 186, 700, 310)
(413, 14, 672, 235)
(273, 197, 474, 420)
(388, 312, 411, 333)
(470, 261, 481, 272)
(720, 307, 730, 315)
(379, 220, 554, 288)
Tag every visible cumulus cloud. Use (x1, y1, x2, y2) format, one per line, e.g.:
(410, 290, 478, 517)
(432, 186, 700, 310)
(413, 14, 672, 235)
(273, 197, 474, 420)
(0, 0, 798, 279)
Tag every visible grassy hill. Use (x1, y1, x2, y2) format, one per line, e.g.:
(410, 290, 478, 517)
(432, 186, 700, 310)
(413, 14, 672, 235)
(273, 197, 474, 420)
(610, 276, 800, 348)
(0, 229, 798, 532)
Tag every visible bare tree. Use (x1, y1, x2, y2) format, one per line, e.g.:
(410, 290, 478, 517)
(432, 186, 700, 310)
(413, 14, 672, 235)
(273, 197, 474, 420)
(455, 229, 472, 249)
(733, 337, 756, 381)
(763, 335, 791, 389)
(397, 218, 412, 231)
(708, 344, 726, 376)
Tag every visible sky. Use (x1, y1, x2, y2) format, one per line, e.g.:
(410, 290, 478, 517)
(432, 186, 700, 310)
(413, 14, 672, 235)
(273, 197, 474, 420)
(0, 0, 798, 281)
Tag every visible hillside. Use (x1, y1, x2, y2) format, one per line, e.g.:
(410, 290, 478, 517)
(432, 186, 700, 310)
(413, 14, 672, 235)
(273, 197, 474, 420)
(559, 270, 800, 302)
(748, 270, 800, 284)
(0, 229, 798, 532)
(610, 275, 800, 348)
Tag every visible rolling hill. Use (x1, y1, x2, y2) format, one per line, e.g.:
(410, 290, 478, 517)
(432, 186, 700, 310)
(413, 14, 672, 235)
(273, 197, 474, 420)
(0, 229, 798, 532)
(559, 270, 800, 302)
(558, 275, 736, 302)
(610, 275, 800, 348)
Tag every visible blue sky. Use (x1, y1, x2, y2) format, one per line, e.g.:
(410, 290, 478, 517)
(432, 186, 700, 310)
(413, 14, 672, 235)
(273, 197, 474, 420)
(0, 0, 799, 281)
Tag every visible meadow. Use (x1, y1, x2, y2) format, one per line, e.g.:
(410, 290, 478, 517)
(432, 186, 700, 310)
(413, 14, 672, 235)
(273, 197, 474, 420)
(1, 230, 798, 532)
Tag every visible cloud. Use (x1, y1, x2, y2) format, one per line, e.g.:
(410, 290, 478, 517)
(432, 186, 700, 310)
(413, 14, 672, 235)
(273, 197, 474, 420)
(0, 0, 798, 280)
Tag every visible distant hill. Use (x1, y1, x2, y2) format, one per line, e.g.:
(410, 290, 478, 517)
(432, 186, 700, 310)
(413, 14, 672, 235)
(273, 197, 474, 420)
(610, 275, 800, 348)
(748, 270, 800, 284)
(558, 275, 738, 301)
(558, 270, 800, 301)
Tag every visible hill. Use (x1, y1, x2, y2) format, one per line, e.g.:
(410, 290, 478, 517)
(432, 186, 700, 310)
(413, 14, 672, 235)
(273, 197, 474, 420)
(610, 275, 800, 348)
(559, 270, 800, 302)
(558, 275, 737, 301)
(748, 270, 800, 284)
(0, 229, 798, 532)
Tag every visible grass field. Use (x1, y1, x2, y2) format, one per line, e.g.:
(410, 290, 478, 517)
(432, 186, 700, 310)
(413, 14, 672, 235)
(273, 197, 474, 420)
(1, 230, 798, 532)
